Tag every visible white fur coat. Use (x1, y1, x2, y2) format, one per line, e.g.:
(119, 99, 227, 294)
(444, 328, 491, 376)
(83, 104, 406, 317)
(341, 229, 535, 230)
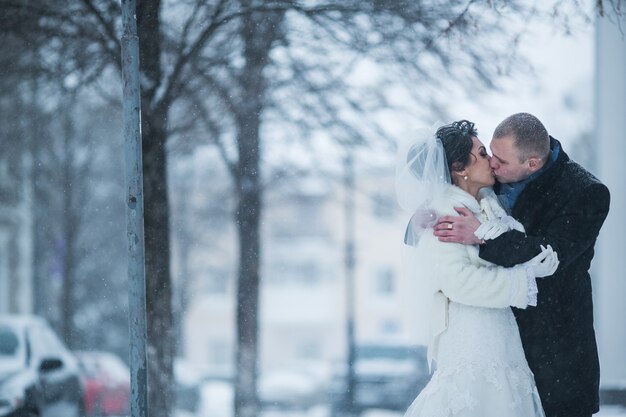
(408, 184, 532, 366)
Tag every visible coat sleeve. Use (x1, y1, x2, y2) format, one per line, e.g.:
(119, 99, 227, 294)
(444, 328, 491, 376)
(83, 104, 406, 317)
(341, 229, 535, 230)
(421, 234, 531, 309)
(479, 183, 610, 269)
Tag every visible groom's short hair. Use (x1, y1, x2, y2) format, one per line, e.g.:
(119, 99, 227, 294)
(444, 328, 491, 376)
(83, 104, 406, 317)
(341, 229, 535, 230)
(493, 113, 550, 162)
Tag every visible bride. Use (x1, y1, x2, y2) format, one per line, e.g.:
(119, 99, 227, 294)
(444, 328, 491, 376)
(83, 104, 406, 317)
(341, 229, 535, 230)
(396, 120, 558, 417)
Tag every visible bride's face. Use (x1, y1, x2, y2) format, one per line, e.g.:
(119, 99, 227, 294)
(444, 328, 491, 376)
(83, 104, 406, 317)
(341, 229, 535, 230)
(457, 137, 496, 189)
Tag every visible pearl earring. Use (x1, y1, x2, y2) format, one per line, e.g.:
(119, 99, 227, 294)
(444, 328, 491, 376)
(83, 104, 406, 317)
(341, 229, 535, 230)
(464, 175, 468, 181)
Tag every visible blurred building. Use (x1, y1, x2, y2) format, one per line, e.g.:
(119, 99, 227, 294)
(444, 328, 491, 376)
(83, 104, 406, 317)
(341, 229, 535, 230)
(182, 154, 419, 377)
(0, 105, 33, 314)
(594, 10, 626, 400)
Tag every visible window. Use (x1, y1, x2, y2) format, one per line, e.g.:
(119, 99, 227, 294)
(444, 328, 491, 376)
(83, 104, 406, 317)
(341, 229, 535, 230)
(208, 340, 230, 365)
(0, 324, 25, 368)
(371, 193, 395, 220)
(380, 319, 400, 335)
(373, 267, 395, 296)
(0, 231, 7, 313)
(268, 262, 320, 286)
(203, 269, 229, 295)
(296, 339, 321, 359)
(271, 195, 327, 239)
(0, 326, 19, 356)
(0, 158, 8, 188)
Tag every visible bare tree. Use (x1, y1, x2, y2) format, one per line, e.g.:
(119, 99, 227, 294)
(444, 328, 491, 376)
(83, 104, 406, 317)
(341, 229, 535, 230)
(57, 96, 87, 347)
(595, 0, 624, 17)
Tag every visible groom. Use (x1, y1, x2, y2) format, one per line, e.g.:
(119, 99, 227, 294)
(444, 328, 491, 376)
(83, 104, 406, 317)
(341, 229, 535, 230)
(433, 112, 610, 417)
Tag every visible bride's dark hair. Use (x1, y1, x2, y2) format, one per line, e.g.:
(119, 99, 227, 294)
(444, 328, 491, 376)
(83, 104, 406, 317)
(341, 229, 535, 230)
(436, 120, 477, 175)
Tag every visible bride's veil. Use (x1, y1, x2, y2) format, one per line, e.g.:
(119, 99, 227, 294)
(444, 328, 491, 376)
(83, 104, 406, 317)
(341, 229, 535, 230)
(395, 126, 451, 346)
(396, 126, 451, 244)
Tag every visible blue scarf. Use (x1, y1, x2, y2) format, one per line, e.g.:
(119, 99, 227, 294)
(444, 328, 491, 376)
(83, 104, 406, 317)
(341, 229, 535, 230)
(497, 141, 560, 213)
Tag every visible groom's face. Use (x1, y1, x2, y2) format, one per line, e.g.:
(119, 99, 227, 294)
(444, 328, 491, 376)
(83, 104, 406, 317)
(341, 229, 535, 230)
(489, 136, 532, 184)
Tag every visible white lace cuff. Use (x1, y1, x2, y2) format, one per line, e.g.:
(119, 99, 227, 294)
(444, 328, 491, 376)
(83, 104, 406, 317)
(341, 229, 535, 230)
(525, 267, 538, 307)
(508, 268, 520, 307)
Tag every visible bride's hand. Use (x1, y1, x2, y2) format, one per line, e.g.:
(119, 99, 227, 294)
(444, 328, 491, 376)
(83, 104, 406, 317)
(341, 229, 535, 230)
(434, 207, 482, 245)
(523, 245, 559, 278)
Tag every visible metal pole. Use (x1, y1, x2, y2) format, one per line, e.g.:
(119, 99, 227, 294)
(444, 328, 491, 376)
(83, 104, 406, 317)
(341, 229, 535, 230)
(343, 152, 357, 415)
(121, 2, 148, 417)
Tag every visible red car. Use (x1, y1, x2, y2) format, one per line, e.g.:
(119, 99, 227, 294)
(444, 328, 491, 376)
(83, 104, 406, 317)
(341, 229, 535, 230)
(75, 351, 131, 417)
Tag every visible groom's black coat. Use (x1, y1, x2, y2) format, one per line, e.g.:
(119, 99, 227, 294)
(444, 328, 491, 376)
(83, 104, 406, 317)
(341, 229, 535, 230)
(479, 137, 610, 417)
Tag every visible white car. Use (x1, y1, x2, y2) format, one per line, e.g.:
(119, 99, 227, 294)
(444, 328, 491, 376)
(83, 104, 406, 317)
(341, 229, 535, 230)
(0, 315, 84, 417)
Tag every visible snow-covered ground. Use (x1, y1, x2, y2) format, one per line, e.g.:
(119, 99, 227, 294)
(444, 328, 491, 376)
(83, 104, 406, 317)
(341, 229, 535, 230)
(190, 404, 626, 417)
(195, 380, 626, 417)
(598, 406, 626, 417)
(362, 407, 626, 417)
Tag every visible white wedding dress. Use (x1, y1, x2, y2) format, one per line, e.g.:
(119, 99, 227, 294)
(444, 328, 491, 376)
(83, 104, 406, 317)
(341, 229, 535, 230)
(404, 302, 545, 417)
(403, 188, 545, 417)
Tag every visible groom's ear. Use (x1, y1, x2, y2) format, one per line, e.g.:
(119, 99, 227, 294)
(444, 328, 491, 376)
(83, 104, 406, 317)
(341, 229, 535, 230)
(527, 157, 541, 173)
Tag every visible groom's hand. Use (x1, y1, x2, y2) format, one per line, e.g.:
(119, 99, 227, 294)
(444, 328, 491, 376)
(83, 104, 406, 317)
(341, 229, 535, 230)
(434, 207, 482, 245)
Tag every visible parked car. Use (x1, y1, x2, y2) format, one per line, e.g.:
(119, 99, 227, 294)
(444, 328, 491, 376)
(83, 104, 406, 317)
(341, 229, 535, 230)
(74, 351, 131, 417)
(329, 342, 430, 413)
(0, 315, 84, 417)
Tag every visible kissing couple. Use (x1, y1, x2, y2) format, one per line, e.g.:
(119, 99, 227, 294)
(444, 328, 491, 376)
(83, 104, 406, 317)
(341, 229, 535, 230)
(397, 113, 610, 417)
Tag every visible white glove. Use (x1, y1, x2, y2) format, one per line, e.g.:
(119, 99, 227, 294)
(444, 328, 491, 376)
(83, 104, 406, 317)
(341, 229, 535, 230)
(523, 245, 559, 278)
(474, 216, 524, 240)
(474, 220, 509, 240)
